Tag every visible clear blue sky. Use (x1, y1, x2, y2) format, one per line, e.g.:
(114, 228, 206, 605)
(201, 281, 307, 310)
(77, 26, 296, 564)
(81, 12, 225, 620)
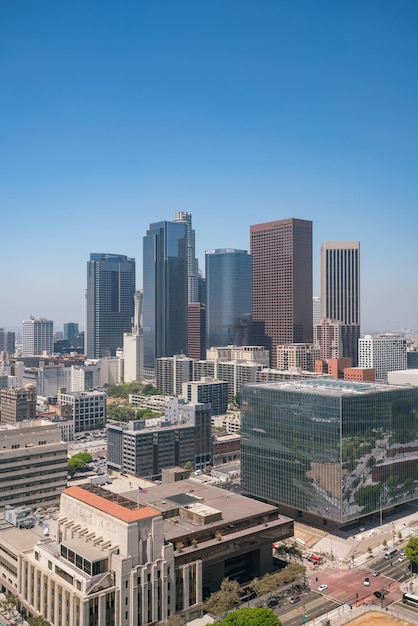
(1, 0, 417, 333)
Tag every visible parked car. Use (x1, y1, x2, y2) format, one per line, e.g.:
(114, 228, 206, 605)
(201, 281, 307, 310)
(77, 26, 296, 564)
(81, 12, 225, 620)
(318, 584, 328, 592)
(364, 578, 370, 586)
(290, 596, 301, 604)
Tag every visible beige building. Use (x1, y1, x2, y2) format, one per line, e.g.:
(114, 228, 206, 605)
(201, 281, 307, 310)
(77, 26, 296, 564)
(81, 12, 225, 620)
(0, 420, 67, 511)
(0, 384, 36, 424)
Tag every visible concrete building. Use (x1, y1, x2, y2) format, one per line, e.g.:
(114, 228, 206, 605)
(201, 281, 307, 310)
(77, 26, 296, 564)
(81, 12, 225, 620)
(182, 378, 228, 417)
(250, 218, 313, 368)
(164, 398, 212, 469)
(98, 356, 123, 386)
(86, 253, 135, 359)
(123, 289, 144, 383)
(0, 420, 67, 510)
(1, 479, 293, 625)
(22, 318, 54, 356)
(388, 369, 418, 386)
(107, 420, 196, 478)
(216, 361, 262, 404)
(241, 378, 418, 526)
(156, 355, 194, 396)
(0, 384, 36, 424)
(315, 357, 352, 380)
(359, 334, 407, 381)
(212, 433, 241, 467)
(57, 389, 107, 433)
(276, 343, 320, 372)
(312, 296, 321, 327)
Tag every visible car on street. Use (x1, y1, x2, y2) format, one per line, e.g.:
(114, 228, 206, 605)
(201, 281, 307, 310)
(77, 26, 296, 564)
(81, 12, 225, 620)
(290, 596, 301, 604)
(318, 584, 328, 592)
(364, 578, 370, 586)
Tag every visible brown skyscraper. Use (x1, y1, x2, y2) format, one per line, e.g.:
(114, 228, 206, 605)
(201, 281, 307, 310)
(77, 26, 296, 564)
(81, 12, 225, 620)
(250, 218, 313, 368)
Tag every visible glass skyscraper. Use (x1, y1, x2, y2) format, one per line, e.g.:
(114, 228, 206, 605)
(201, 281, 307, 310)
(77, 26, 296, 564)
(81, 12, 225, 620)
(86, 253, 135, 358)
(205, 248, 252, 348)
(241, 379, 418, 525)
(143, 221, 188, 371)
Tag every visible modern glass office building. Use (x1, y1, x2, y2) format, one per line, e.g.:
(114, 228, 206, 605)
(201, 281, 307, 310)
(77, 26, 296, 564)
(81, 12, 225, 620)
(205, 248, 252, 348)
(241, 379, 418, 525)
(143, 221, 188, 371)
(86, 253, 135, 358)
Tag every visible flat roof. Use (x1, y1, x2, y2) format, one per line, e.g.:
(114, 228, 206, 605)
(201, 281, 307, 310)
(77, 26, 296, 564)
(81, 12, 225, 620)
(116, 478, 288, 542)
(244, 378, 410, 396)
(64, 486, 159, 523)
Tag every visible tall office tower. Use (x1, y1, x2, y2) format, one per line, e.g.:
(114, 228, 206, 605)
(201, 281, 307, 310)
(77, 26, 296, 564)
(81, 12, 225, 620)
(63, 322, 79, 346)
(198, 270, 206, 306)
(173, 211, 199, 303)
(320, 242, 360, 364)
(205, 248, 252, 348)
(0, 328, 4, 352)
(187, 302, 206, 359)
(250, 218, 313, 368)
(312, 296, 321, 326)
(22, 317, 54, 356)
(143, 221, 188, 372)
(86, 253, 135, 359)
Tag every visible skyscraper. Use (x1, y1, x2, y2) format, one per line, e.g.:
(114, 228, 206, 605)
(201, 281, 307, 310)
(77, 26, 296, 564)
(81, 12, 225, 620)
(143, 221, 188, 372)
(173, 211, 199, 303)
(320, 241, 360, 365)
(205, 248, 252, 348)
(250, 218, 313, 368)
(22, 317, 54, 355)
(86, 253, 135, 359)
(63, 322, 79, 347)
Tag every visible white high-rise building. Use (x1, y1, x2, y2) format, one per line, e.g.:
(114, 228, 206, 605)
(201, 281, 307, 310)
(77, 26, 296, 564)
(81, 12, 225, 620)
(22, 317, 54, 356)
(123, 290, 144, 382)
(313, 296, 321, 326)
(359, 334, 407, 381)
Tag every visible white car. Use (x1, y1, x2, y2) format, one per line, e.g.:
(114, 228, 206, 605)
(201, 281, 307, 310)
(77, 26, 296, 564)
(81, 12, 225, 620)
(318, 584, 328, 592)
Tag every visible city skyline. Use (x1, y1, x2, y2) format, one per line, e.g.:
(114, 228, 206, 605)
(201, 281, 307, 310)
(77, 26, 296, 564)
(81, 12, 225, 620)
(1, 1, 418, 332)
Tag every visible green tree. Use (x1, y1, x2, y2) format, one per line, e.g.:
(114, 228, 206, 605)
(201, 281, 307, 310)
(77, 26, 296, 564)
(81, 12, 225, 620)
(67, 456, 85, 477)
(203, 579, 241, 617)
(405, 537, 418, 565)
(28, 617, 51, 626)
(0, 592, 18, 618)
(184, 461, 193, 472)
(234, 392, 241, 408)
(74, 452, 93, 465)
(218, 607, 281, 625)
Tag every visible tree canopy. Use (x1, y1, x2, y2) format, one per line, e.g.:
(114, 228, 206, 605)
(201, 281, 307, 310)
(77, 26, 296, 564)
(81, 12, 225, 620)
(203, 579, 241, 617)
(67, 452, 93, 477)
(219, 607, 281, 626)
(405, 536, 418, 564)
(28, 617, 51, 626)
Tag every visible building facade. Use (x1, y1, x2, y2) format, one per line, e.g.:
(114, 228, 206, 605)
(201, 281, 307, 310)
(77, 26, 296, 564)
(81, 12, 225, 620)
(57, 389, 107, 433)
(22, 318, 54, 356)
(155, 355, 194, 396)
(0, 421, 67, 511)
(63, 323, 79, 347)
(173, 211, 199, 303)
(86, 253, 135, 359)
(320, 242, 360, 365)
(143, 221, 188, 372)
(359, 334, 407, 381)
(276, 343, 320, 372)
(0, 384, 36, 424)
(182, 378, 228, 416)
(187, 302, 206, 360)
(205, 248, 252, 348)
(250, 218, 313, 368)
(241, 379, 418, 526)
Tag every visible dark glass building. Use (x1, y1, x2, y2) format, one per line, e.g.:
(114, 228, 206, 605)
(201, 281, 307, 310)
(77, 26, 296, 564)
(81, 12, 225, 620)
(86, 253, 135, 358)
(143, 221, 188, 371)
(250, 219, 313, 368)
(205, 248, 252, 348)
(241, 379, 418, 526)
